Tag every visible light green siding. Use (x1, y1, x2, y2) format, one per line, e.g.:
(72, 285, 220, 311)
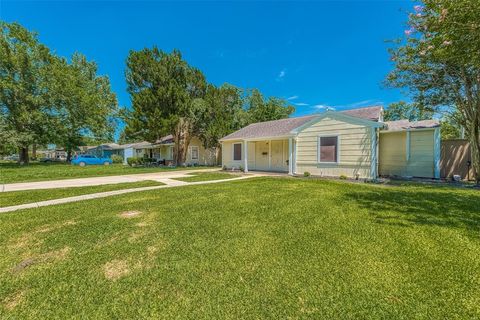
(295, 117, 373, 178)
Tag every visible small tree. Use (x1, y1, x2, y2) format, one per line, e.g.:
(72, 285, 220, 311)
(387, 0, 480, 183)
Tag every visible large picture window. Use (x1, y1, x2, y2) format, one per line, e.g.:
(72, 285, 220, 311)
(233, 143, 242, 161)
(318, 136, 338, 163)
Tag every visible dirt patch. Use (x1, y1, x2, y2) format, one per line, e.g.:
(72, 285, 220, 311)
(3, 290, 26, 311)
(12, 246, 71, 273)
(119, 210, 142, 218)
(135, 222, 148, 227)
(103, 259, 130, 280)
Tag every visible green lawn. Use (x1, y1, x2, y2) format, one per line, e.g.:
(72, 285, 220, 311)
(0, 180, 164, 207)
(173, 171, 238, 182)
(0, 177, 479, 319)
(0, 162, 216, 183)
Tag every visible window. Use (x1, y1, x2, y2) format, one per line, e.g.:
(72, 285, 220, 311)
(318, 136, 338, 163)
(233, 143, 242, 161)
(191, 146, 199, 160)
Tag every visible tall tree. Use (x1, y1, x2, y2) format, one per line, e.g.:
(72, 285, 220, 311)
(125, 48, 206, 165)
(197, 83, 246, 163)
(387, 0, 480, 182)
(384, 101, 433, 121)
(0, 22, 55, 164)
(48, 53, 117, 161)
(245, 89, 295, 123)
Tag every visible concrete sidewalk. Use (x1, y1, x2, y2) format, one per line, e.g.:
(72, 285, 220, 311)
(0, 175, 258, 213)
(0, 168, 220, 192)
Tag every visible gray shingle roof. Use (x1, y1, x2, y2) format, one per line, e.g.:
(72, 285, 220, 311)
(341, 105, 383, 121)
(221, 115, 318, 141)
(384, 119, 440, 131)
(220, 106, 384, 141)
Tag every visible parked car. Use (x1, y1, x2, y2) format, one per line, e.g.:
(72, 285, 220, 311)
(3, 154, 19, 161)
(71, 155, 112, 166)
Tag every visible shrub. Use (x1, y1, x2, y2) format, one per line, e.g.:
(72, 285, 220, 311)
(303, 171, 311, 177)
(127, 157, 143, 167)
(239, 165, 244, 172)
(339, 174, 348, 180)
(111, 154, 123, 164)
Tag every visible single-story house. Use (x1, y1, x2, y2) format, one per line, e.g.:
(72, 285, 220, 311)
(220, 106, 441, 179)
(90, 136, 217, 166)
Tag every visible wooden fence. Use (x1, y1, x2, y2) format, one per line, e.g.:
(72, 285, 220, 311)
(440, 139, 475, 180)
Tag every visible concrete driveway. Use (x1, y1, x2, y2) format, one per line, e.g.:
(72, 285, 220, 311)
(0, 168, 220, 192)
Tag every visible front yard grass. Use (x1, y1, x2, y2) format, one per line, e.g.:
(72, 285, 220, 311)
(0, 177, 479, 318)
(173, 171, 238, 182)
(0, 180, 164, 207)
(0, 162, 216, 184)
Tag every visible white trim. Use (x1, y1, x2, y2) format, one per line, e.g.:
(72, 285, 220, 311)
(291, 111, 384, 135)
(293, 138, 297, 174)
(288, 138, 293, 175)
(243, 140, 248, 172)
(232, 142, 243, 161)
(406, 130, 411, 162)
(268, 140, 272, 169)
(221, 135, 294, 142)
(380, 127, 438, 134)
(317, 134, 340, 164)
(434, 127, 441, 179)
(370, 127, 377, 179)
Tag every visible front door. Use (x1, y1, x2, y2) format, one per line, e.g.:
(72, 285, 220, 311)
(271, 140, 288, 172)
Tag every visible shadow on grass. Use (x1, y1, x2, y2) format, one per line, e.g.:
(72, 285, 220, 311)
(343, 185, 480, 233)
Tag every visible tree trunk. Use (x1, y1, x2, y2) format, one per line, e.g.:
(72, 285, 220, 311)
(469, 121, 480, 184)
(18, 146, 29, 165)
(215, 146, 221, 166)
(66, 150, 73, 163)
(32, 144, 37, 160)
(173, 118, 192, 166)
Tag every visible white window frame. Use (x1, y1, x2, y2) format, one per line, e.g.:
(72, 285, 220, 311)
(232, 142, 243, 161)
(317, 135, 340, 164)
(190, 146, 199, 160)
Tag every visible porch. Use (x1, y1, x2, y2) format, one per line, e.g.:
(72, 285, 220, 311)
(223, 138, 295, 175)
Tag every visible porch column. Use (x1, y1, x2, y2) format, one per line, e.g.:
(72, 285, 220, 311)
(243, 140, 248, 173)
(288, 137, 293, 175)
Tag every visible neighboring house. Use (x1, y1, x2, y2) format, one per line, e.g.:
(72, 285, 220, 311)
(220, 106, 441, 179)
(42, 148, 67, 161)
(89, 136, 216, 166)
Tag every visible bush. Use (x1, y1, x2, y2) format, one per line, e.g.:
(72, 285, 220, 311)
(127, 157, 143, 167)
(111, 154, 123, 164)
(303, 171, 311, 177)
(339, 174, 348, 180)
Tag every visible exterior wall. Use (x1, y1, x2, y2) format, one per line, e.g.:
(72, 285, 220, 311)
(379, 130, 435, 178)
(295, 116, 373, 178)
(185, 137, 216, 166)
(222, 140, 244, 169)
(441, 139, 475, 180)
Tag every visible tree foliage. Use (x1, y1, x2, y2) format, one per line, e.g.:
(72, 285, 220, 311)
(125, 48, 206, 165)
(0, 22, 117, 163)
(387, 0, 480, 182)
(123, 48, 295, 165)
(384, 101, 433, 122)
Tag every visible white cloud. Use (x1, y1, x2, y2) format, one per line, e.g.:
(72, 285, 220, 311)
(276, 68, 287, 81)
(312, 104, 336, 111)
(344, 99, 383, 108)
(295, 102, 309, 106)
(287, 95, 298, 100)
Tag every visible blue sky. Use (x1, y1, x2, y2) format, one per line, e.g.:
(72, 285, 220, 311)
(1, 0, 412, 134)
